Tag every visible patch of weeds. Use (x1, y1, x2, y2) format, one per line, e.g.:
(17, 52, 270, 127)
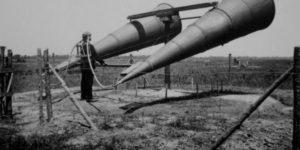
(151, 126, 185, 139)
(95, 134, 149, 150)
(271, 93, 293, 106)
(0, 133, 94, 150)
(168, 116, 208, 132)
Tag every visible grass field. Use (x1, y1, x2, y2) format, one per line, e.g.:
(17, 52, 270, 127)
(1, 55, 293, 150)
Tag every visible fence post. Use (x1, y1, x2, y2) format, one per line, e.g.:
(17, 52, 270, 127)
(7, 49, 12, 68)
(114, 78, 118, 92)
(52, 52, 55, 64)
(191, 77, 194, 90)
(165, 84, 168, 99)
(0, 46, 5, 117)
(210, 79, 213, 91)
(165, 65, 171, 89)
(43, 49, 52, 122)
(5, 49, 13, 118)
(228, 53, 232, 73)
(217, 80, 220, 95)
(228, 53, 232, 82)
(0, 46, 4, 70)
(143, 78, 146, 89)
(196, 83, 199, 97)
(37, 49, 44, 123)
(293, 46, 300, 150)
(135, 82, 138, 97)
(221, 80, 224, 92)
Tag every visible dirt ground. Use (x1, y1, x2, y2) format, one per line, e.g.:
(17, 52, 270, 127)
(3, 87, 293, 149)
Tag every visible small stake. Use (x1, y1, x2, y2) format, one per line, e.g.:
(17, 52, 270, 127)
(165, 84, 168, 99)
(143, 78, 146, 89)
(196, 83, 199, 97)
(135, 82, 138, 97)
(191, 77, 194, 90)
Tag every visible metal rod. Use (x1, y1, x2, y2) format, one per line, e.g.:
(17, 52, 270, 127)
(210, 67, 293, 150)
(128, 2, 217, 20)
(180, 16, 201, 20)
(49, 64, 99, 131)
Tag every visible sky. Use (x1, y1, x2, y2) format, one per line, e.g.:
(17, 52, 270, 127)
(0, 0, 299, 57)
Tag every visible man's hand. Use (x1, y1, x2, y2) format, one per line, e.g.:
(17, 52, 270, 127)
(96, 60, 107, 66)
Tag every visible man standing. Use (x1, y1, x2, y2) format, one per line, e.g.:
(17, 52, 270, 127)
(80, 32, 97, 102)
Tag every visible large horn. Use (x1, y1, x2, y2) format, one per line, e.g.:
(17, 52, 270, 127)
(55, 3, 182, 71)
(117, 0, 275, 84)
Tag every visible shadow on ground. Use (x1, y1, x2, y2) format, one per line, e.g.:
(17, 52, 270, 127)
(120, 90, 252, 114)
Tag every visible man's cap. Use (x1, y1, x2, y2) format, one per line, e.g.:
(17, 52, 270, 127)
(82, 31, 91, 36)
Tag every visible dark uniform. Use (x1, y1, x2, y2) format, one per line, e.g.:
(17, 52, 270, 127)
(80, 41, 96, 100)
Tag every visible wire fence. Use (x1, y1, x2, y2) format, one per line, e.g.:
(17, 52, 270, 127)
(13, 68, 292, 92)
(53, 69, 292, 92)
(12, 57, 292, 93)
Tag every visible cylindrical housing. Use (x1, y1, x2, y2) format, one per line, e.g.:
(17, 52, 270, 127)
(94, 3, 182, 60)
(118, 0, 275, 84)
(55, 3, 182, 71)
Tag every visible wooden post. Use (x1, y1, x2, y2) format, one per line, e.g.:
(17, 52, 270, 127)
(221, 80, 224, 92)
(49, 64, 98, 131)
(210, 79, 213, 91)
(37, 49, 44, 123)
(0, 46, 4, 70)
(210, 67, 293, 150)
(52, 52, 55, 64)
(143, 78, 146, 89)
(5, 50, 13, 117)
(228, 53, 232, 73)
(7, 49, 12, 68)
(294, 47, 300, 150)
(114, 78, 118, 91)
(165, 84, 168, 99)
(191, 77, 194, 90)
(217, 80, 220, 95)
(165, 65, 171, 89)
(228, 53, 232, 82)
(196, 83, 199, 97)
(43, 49, 52, 122)
(0, 46, 5, 117)
(135, 82, 138, 97)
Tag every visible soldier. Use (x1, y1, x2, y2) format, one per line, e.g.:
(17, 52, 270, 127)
(80, 32, 97, 102)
